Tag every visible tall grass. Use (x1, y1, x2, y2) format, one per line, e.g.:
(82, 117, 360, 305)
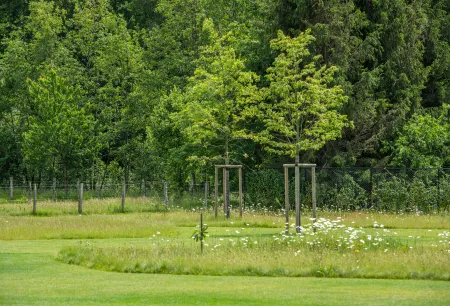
(57, 216, 450, 280)
(58, 237, 450, 280)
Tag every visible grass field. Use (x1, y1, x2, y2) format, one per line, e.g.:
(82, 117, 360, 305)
(1, 198, 449, 305)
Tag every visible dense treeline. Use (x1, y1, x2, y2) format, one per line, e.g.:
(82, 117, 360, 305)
(0, 0, 449, 189)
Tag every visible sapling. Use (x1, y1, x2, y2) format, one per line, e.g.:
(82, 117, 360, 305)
(192, 214, 208, 253)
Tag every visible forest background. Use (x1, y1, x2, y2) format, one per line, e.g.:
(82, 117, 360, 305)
(0, 0, 449, 191)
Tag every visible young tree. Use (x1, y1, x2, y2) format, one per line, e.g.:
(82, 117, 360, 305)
(245, 30, 350, 231)
(170, 19, 259, 214)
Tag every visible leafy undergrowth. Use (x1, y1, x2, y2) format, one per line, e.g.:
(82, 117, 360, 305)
(57, 218, 450, 280)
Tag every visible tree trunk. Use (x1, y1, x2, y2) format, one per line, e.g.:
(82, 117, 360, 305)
(225, 137, 230, 218)
(295, 149, 301, 233)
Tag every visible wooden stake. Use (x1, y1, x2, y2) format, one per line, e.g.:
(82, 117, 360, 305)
(9, 177, 13, 201)
(295, 166, 301, 233)
(28, 181, 32, 203)
(143, 179, 147, 198)
(204, 181, 209, 209)
(164, 181, 169, 207)
(33, 184, 37, 214)
(238, 168, 243, 217)
(284, 166, 289, 234)
(312, 167, 317, 233)
(122, 180, 126, 212)
(52, 177, 56, 202)
(222, 168, 226, 214)
(78, 183, 83, 214)
(214, 168, 218, 218)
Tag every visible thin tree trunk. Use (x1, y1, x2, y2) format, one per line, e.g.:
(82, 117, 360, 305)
(295, 149, 301, 233)
(225, 137, 230, 218)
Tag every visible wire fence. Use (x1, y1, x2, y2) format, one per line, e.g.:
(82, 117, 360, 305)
(1, 167, 450, 213)
(244, 167, 450, 213)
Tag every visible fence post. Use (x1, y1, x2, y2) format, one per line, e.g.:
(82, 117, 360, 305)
(437, 169, 441, 212)
(33, 184, 37, 214)
(204, 181, 208, 209)
(52, 177, 56, 202)
(143, 179, 147, 198)
(28, 181, 32, 203)
(9, 177, 13, 201)
(78, 183, 83, 214)
(97, 178, 101, 199)
(164, 181, 169, 207)
(122, 180, 126, 212)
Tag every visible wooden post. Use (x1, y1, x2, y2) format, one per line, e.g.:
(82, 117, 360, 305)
(28, 181, 32, 203)
(97, 178, 101, 199)
(9, 177, 13, 201)
(283, 164, 316, 234)
(215, 167, 218, 218)
(33, 184, 37, 214)
(204, 181, 209, 209)
(238, 168, 243, 217)
(52, 177, 56, 202)
(312, 167, 317, 233)
(284, 166, 289, 234)
(164, 181, 169, 207)
(143, 179, 147, 198)
(369, 168, 374, 209)
(122, 180, 126, 212)
(78, 183, 83, 214)
(222, 168, 226, 214)
(295, 166, 301, 233)
(225, 167, 230, 219)
(437, 169, 441, 212)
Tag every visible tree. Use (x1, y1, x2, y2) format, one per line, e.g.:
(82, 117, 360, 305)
(389, 112, 449, 168)
(172, 20, 259, 163)
(170, 19, 259, 213)
(65, 0, 149, 185)
(22, 70, 95, 188)
(245, 29, 349, 230)
(249, 30, 349, 160)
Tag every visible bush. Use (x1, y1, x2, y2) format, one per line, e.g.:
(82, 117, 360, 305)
(245, 169, 284, 209)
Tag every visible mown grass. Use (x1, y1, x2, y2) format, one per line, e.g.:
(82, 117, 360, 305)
(3, 250, 450, 306)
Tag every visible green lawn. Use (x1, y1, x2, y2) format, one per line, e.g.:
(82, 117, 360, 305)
(0, 200, 449, 305)
(1, 240, 450, 305)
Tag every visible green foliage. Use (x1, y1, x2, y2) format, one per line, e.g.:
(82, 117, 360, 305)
(245, 169, 284, 208)
(191, 223, 208, 242)
(335, 174, 368, 210)
(23, 70, 95, 179)
(171, 19, 259, 162)
(375, 175, 409, 212)
(246, 30, 350, 159)
(389, 113, 449, 168)
(0, 0, 450, 184)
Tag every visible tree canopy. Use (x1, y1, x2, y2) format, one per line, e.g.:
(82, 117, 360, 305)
(0, 0, 449, 185)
